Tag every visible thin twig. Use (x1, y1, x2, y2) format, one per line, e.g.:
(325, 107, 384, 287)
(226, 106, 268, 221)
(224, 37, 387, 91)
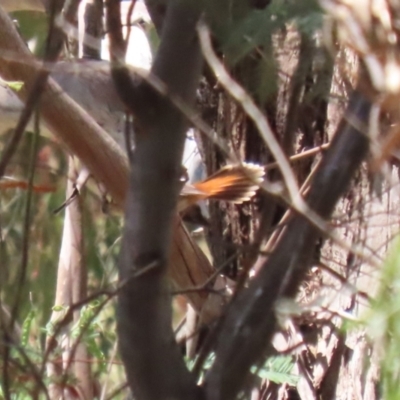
(63, 296, 112, 392)
(104, 382, 130, 400)
(172, 251, 239, 296)
(0, 341, 49, 400)
(125, 0, 138, 50)
(9, 107, 40, 325)
(52, 166, 90, 214)
(0, 0, 66, 178)
(197, 20, 299, 200)
(197, 20, 380, 268)
(258, 158, 322, 265)
(264, 144, 329, 171)
(318, 262, 371, 302)
(100, 341, 120, 400)
(3, 108, 41, 400)
(41, 260, 158, 375)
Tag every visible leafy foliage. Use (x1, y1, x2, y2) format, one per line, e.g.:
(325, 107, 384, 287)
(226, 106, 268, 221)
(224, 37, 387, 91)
(191, 352, 298, 387)
(220, 0, 322, 64)
(11, 10, 49, 56)
(1, 0, 396, 399)
(251, 355, 299, 386)
(365, 236, 400, 400)
(0, 127, 123, 396)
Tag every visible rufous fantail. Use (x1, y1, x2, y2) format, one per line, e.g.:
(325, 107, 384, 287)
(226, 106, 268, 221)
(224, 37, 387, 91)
(178, 163, 264, 212)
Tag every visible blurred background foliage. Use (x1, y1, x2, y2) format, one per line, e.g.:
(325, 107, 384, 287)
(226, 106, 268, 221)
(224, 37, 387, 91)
(1, 0, 390, 398)
(10, 10, 49, 57)
(0, 0, 327, 396)
(0, 4, 146, 397)
(0, 120, 123, 396)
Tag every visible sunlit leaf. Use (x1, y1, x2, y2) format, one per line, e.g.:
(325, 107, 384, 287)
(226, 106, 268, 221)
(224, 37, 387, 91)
(252, 355, 299, 386)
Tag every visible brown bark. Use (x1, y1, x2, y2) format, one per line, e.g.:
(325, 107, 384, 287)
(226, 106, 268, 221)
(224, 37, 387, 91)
(46, 157, 92, 400)
(107, 1, 204, 398)
(0, 4, 216, 320)
(205, 92, 371, 400)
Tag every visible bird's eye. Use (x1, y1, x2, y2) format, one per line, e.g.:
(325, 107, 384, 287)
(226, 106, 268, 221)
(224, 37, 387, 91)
(136, 18, 146, 28)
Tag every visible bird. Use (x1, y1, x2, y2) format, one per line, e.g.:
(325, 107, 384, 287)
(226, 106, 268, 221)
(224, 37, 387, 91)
(178, 162, 264, 212)
(0, 61, 265, 209)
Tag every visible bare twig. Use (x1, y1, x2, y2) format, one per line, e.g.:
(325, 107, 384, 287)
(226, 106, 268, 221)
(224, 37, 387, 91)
(8, 108, 40, 330)
(0, 0, 65, 178)
(197, 21, 298, 199)
(1, 339, 49, 400)
(99, 341, 119, 400)
(125, 0, 138, 49)
(204, 91, 371, 400)
(104, 381, 130, 400)
(264, 144, 330, 171)
(197, 20, 380, 268)
(2, 105, 41, 400)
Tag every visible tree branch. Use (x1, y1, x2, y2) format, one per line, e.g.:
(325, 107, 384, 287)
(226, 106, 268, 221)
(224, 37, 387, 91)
(0, 4, 129, 201)
(144, 0, 167, 34)
(0, 2, 216, 320)
(107, 1, 204, 399)
(205, 91, 371, 400)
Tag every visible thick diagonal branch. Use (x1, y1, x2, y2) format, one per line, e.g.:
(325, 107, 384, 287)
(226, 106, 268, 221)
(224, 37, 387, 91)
(205, 92, 371, 400)
(0, 2, 214, 320)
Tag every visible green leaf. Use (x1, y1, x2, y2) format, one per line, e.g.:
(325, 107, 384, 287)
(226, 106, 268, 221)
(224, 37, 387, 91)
(220, 0, 322, 65)
(3, 80, 24, 91)
(252, 355, 299, 386)
(364, 235, 400, 400)
(21, 308, 35, 347)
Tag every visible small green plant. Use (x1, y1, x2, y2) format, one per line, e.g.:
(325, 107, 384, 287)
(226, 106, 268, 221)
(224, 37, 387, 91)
(251, 355, 299, 386)
(1, 77, 24, 91)
(364, 235, 400, 400)
(189, 352, 298, 387)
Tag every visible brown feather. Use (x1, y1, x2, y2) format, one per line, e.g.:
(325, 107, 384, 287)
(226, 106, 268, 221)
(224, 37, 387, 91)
(179, 163, 264, 210)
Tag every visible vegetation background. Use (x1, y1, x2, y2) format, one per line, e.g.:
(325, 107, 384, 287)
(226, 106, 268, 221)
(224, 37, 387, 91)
(0, 0, 399, 399)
